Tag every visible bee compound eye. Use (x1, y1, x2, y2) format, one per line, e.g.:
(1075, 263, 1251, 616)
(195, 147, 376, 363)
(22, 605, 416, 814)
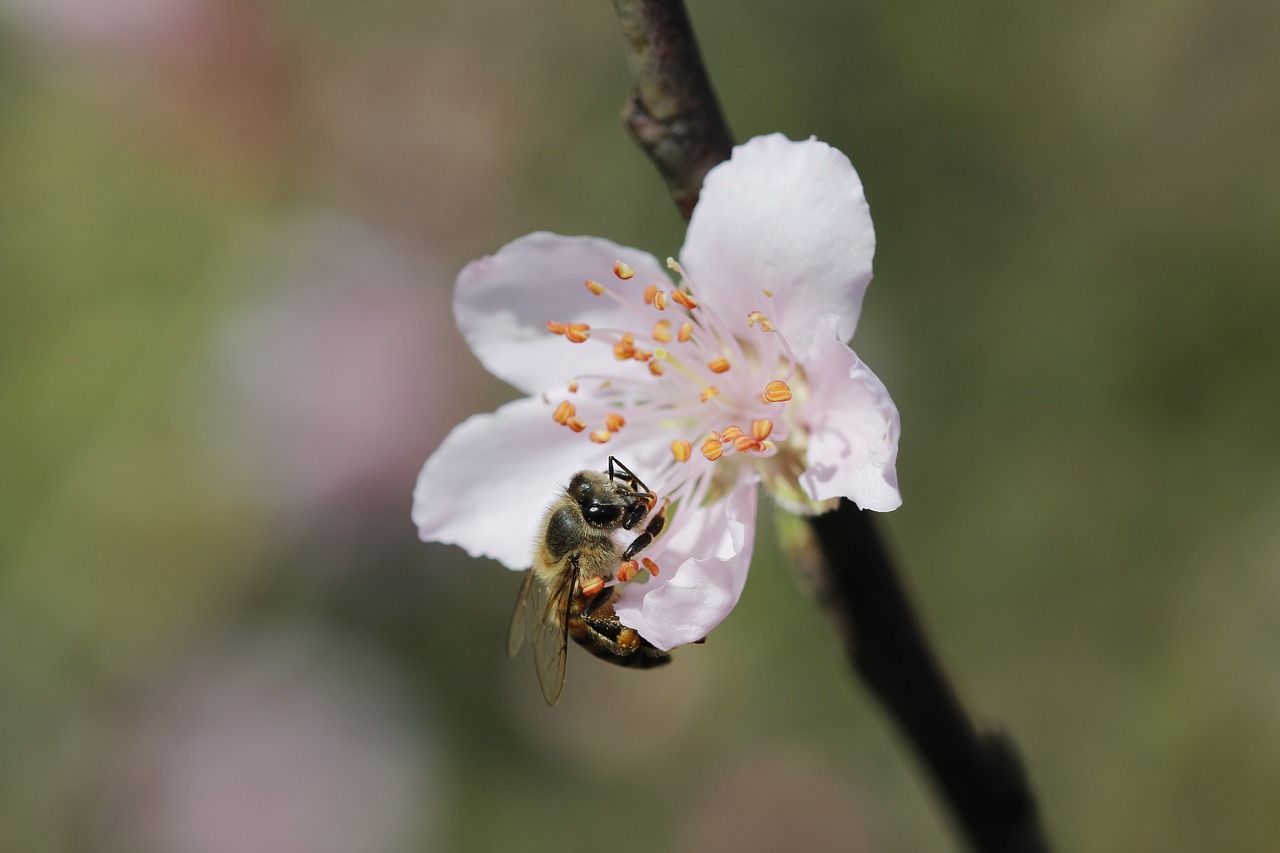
(583, 503, 624, 526)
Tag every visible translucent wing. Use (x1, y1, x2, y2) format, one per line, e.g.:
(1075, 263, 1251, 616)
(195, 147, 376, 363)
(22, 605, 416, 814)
(507, 568, 536, 658)
(531, 565, 575, 706)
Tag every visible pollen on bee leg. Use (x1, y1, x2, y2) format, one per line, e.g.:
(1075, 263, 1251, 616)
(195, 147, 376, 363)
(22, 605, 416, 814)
(551, 400, 576, 425)
(589, 429, 611, 444)
(672, 439, 692, 462)
(565, 323, 590, 343)
(700, 436, 724, 461)
(617, 627, 641, 651)
(580, 576, 606, 597)
(760, 379, 793, 403)
(751, 418, 773, 441)
(617, 560, 639, 583)
(612, 261, 635, 280)
(585, 279, 606, 296)
(641, 557, 660, 577)
(605, 413, 625, 432)
(652, 320, 672, 343)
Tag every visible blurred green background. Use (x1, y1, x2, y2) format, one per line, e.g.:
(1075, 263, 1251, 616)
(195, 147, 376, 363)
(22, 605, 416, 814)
(2, 0, 1278, 850)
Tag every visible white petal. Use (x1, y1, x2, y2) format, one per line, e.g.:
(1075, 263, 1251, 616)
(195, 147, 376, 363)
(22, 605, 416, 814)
(454, 232, 675, 395)
(411, 395, 665, 569)
(798, 317, 902, 511)
(612, 481, 758, 651)
(680, 134, 875, 358)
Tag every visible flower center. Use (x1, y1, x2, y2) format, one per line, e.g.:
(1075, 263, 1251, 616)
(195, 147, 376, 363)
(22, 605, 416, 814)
(541, 257, 816, 546)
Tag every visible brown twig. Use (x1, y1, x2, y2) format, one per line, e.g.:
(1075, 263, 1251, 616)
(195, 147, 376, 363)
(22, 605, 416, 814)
(609, 2, 1053, 851)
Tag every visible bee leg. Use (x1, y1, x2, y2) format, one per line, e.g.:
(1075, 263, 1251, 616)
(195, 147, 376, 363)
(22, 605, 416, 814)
(622, 498, 668, 562)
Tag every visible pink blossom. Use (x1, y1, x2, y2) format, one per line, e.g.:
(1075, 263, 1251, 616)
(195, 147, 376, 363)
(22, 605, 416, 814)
(413, 134, 901, 650)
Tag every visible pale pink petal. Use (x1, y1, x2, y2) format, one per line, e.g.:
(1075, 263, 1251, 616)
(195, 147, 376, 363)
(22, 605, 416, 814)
(412, 395, 666, 569)
(612, 481, 758, 651)
(798, 317, 901, 511)
(454, 232, 675, 395)
(680, 134, 875, 358)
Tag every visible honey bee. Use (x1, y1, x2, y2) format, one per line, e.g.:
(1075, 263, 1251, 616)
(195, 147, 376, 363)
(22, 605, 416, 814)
(508, 456, 671, 705)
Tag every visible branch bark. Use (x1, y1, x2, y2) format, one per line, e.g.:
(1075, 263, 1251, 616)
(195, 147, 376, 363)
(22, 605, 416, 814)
(610, 3, 1053, 851)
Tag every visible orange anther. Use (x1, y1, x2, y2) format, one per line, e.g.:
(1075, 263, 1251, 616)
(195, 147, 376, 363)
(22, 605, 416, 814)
(617, 560, 639, 582)
(641, 557, 660, 577)
(672, 440, 692, 462)
(760, 379, 793, 403)
(567, 381, 579, 393)
(762, 289, 774, 297)
(733, 435, 763, 454)
(707, 357, 730, 374)
(752, 418, 774, 441)
(700, 436, 724, 461)
(552, 400, 576, 425)
(632, 349, 653, 362)
(720, 425, 745, 443)
(585, 279, 606, 296)
(700, 386, 720, 403)
(648, 360, 665, 376)
(653, 291, 668, 311)
(678, 322, 694, 342)
(546, 321, 567, 335)
(589, 430, 611, 444)
(652, 320, 672, 343)
(748, 311, 776, 330)
(565, 323, 590, 343)
(613, 261, 635, 280)
(566, 417, 587, 433)
(580, 576, 605, 597)
(605, 413, 626, 432)
(614, 332, 636, 360)
(671, 290, 697, 310)
(643, 284, 659, 305)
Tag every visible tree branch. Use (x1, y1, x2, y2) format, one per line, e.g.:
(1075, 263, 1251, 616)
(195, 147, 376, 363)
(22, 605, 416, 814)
(609, 3, 1053, 851)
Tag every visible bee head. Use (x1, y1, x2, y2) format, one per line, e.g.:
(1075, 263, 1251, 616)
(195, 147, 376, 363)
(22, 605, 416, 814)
(569, 471, 628, 528)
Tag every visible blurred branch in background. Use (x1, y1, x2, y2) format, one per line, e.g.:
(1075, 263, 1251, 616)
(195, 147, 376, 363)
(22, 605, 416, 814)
(611, 2, 1052, 851)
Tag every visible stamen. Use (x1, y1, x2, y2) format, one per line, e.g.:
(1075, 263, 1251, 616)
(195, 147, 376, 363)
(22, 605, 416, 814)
(746, 310, 775, 331)
(617, 560, 639, 582)
(552, 400, 576, 425)
(643, 284, 658, 305)
(605, 413, 626, 432)
(677, 322, 693, 342)
(546, 321, 567, 335)
(652, 320, 673, 343)
(566, 417, 586, 433)
(720, 425, 746, 443)
(589, 429, 611, 444)
(700, 386, 720, 403)
(707, 357, 731, 374)
(665, 257, 683, 275)
(672, 440, 692, 462)
(700, 436, 724, 461)
(733, 435, 763, 454)
(565, 323, 590, 343)
(648, 360, 665, 376)
(762, 289, 774, 297)
(585, 279, 606, 296)
(632, 349, 653, 362)
(752, 419, 774, 441)
(653, 291, 668, 311)
(760, 379, 793, 403)
(567, 381, 579, 393)
(671, 290, 697, 310)
(641, 557, 660, 577)
(613, 261, 635, 280)
(581, 576, 605, 597)
(614, 332, 636, 360)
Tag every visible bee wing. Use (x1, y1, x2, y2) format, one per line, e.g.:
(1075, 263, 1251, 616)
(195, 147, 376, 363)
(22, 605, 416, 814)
(507, 568, 536, 658)
(530, 565, 575, 706)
